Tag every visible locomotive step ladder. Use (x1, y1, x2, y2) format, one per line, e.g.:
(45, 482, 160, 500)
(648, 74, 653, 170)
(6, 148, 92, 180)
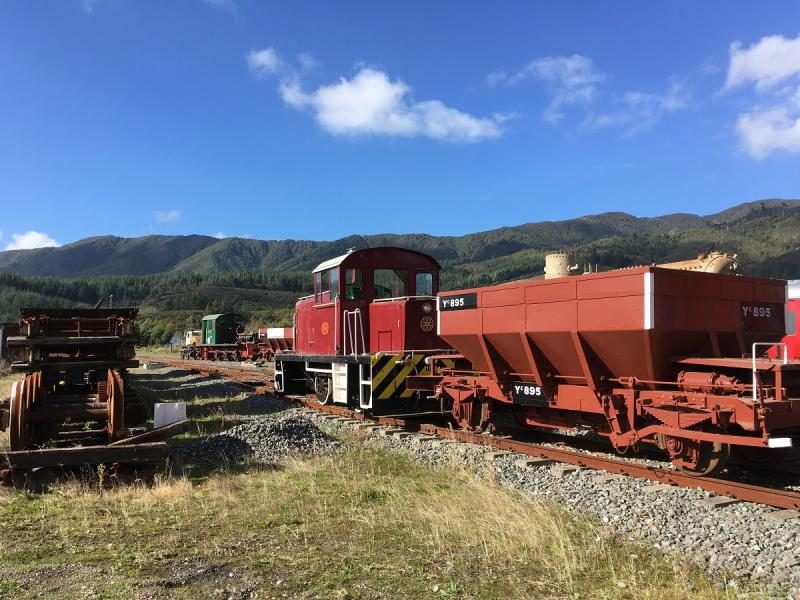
(332, 362, 349, 404)
(359, 363, 372, 410)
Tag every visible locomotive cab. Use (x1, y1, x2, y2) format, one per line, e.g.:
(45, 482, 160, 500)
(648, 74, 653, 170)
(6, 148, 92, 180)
(276, 247, 452, 411)
(294, 247, 444, 356)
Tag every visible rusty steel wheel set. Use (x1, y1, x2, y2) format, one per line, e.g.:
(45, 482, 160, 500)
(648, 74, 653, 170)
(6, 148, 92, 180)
(0, 308, 181, 481)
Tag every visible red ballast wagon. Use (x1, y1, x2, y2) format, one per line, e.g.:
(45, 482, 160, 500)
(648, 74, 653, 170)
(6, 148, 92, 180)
(425, 266, 798, 475)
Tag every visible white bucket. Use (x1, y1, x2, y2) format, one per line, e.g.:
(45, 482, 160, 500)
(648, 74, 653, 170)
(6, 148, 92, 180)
(154, 402, 187, 429)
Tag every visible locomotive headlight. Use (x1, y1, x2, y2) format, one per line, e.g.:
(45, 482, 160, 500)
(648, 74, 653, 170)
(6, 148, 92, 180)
(422, 303, 433, 314)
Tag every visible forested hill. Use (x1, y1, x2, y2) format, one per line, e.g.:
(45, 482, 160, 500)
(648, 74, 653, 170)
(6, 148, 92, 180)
(1, 198, 798, 345)
(1, 199, 798, 278)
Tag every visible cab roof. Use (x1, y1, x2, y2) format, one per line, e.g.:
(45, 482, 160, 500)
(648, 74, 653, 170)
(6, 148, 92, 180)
(312, 247, 441, 274)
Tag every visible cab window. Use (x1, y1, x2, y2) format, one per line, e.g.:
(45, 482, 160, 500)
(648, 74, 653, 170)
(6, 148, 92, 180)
(345, 269, 363, 300)
(315, 268, 339, 303)
(374, 269, 408, 299)
(314, 272, 322, 302)
(330, 269, 339, 301)
(416, 272, 433, 296)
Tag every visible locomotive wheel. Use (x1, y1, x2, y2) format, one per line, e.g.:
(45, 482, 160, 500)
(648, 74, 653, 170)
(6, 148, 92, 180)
(662, 434, 730, 476)
(314, 376, 332, 405)
(107, 369, 125, 441)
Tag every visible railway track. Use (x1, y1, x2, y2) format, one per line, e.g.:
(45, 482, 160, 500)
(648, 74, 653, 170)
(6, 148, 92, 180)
(144, 355, 800, 512)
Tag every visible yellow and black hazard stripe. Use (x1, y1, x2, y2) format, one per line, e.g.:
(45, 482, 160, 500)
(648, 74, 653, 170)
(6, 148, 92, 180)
(370, 353, 427, 400)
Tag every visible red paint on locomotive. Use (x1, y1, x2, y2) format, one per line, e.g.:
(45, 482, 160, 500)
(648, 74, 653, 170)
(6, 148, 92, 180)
(293, 247, 443, 356)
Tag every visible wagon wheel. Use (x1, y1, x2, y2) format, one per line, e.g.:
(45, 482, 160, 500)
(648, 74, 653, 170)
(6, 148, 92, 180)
(8, 379, 24, 451)
(314, 376, 332, 405)
(25, 372, 45, 447)
(731, 445, 790, 470)
(107, 369, 125, 441)
(662, 433, 730, 477)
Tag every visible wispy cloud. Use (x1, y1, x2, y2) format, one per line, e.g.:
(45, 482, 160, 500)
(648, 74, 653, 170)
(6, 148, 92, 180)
(247, 48, 283, 78)
(4, 231, 61, 251)
(297, 52, 319, 71)
(722, 34, 800, 159)
(489, 54, 689, 133)
(249, 48, 505, 142)
(584, 80, 690, 135)
(82, 0, 99, 14)
(202, 0, 239, 19)
(212, 232, 227, 239)
(489, 55, 605, 123)
(154, 209, 181, 224)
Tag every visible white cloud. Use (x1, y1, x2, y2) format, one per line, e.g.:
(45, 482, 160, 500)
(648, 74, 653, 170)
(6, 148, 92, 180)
(4, 231, 61, 251)
(247, 48, 283, 78)
(154, 209, 181, 223)
(723, 34, 800, 158)
(725, 35, 800, 91)
(489, 55, 605, 123)
(736, 95, 800, 159)
(278, 68, 503, 141)
(584, 80, 690, 134)
(212, 232, 227, 239)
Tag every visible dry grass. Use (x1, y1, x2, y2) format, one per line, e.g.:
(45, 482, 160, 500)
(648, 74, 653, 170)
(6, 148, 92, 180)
(0, 446, 745, 599)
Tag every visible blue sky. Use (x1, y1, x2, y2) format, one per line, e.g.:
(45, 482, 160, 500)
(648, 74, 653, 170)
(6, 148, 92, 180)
(1, 1, 800, 249)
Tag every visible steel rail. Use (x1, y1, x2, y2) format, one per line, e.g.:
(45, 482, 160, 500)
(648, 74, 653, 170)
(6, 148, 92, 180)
(145, 355, 800, 511)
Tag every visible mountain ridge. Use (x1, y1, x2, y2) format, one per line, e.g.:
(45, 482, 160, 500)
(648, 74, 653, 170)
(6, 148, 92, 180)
(2, 198, 798, 278)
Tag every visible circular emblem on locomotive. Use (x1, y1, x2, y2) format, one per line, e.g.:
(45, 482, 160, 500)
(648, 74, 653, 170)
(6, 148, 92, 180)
(422, 302, 433, 314)
(420, 316, 435, 332)
(320, 322, 330, 335)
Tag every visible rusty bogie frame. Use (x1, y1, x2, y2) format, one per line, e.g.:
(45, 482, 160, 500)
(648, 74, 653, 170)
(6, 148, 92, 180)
(432, 356, 800, 476)
(1, 308, 143, 456)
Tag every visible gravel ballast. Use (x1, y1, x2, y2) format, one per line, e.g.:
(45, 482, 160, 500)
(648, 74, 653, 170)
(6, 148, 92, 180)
(135, 364, 799, 597)
(291, 407, 800, 599)
(190, 415, 343, 465)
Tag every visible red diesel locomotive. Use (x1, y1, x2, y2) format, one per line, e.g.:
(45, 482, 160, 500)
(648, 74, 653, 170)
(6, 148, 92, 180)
(274, 247, 452, 410)
(275, 246, 800, 475)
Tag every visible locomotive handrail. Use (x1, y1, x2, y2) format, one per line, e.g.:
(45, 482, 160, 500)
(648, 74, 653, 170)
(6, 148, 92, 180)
(372, 296, 437, 303)
(752, 342, 788, 403)
(343, 309, 366, 356)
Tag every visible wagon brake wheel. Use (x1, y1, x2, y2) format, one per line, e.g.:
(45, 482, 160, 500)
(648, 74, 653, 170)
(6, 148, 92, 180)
(107, 369, 125, 441)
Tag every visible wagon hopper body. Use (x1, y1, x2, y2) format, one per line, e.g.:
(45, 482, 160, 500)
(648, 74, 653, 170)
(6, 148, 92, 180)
(423, 267, 799, 475)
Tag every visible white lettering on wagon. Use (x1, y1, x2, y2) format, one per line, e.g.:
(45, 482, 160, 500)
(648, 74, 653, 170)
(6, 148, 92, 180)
(742, 305, 772, 318)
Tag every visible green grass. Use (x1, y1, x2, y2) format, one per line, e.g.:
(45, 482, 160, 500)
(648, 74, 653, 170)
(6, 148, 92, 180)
(0, 368, 759, 599)
(0, 447, 739, 599)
